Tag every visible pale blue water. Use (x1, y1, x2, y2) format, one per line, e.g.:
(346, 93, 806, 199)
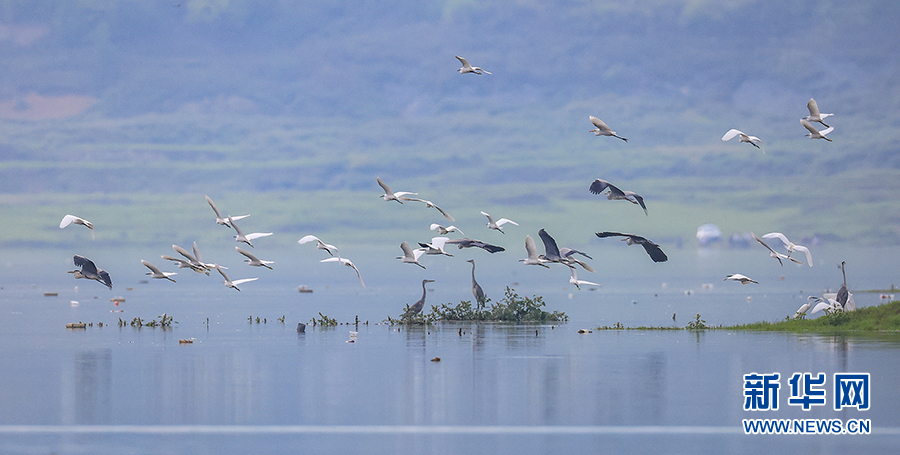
(1, 244, 899, 453)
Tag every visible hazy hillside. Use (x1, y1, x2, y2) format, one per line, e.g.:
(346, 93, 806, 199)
(1, 0, 899, 248)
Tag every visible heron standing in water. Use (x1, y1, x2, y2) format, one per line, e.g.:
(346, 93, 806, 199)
(466, 259, 486, 310)
(403, 279, 435, 319)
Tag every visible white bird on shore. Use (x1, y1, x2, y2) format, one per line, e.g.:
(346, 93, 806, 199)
(320, 257, 365, 288)
(236, 247, 274, 270)
(430, 224, 464, 236)
(520, 235, 550, 268)
(721, 129, 763, 151)
(141, 260, 177, 282)
(724, 274, 759, 285)
(800, 119, 834, 141)
(804, 98, 833, 128)
(481, 211, 518, 234)
(59, 214, 94, 239)
(793, 300, 813, 319)
(205, 195, 249, 228)
(589, 116, 627, 141)
(397, 241, 426, 269)
(456, 55, 491, 75)
(761, 232, 813, 267)
(215, 266, 257, 291)
(228, 216, 272, 248)
(377, 177, 417, 203)
(298, 235, 339, 258)
(569, 268, 600, 290)
(809, 296, 841, 314)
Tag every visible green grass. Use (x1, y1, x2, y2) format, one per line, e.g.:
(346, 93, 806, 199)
(725, 301, 900, 333)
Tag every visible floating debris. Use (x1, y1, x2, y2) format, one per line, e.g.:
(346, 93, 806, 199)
(296, 322, 306, 333)
(179, 339, 194, 344)
(298, 285, 313, 293)
(44, 292, 58, 297)
(66, 322, 87, 329)
(431, 357, 441, 362)
(577, 328, 593, 334)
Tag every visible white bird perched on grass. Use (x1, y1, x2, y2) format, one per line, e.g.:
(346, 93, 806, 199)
(800, 119, 834, 141)
(228, 216, 272, 248)
(417, 237, 454, 257)
(804, 98, 833, 128)
(236, 246, 274, 270)
(456, 55, 491, 75)
(320, 257, 365, 288)
(569, 268, 600, 290)
(481, 211, 518, 234)
(59, 214, 94, 239)
(397, 241, 426, 269)
(141, 260, 176, 282)
(205, 195, 249, 228)
(589, 116, 627, 141)
(752, 232, 802, 266)
(761, 232, 813, 267)
(809, 296, 841, 315)
(398, 196, 455, 221)
(520, 235, 550, 268)
(793, 300, 813, 319)
(215, 266, 257, 291)
(724, 274, 759, 285)
(430, 224, 464, 236)
(298, 235, 339, 259)
(721, 129, 763, 152)
(377, 177, 417, 203)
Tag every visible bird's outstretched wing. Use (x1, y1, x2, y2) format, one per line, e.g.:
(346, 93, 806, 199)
(73, 255, 98, 275)
(721, 129, 743, 141)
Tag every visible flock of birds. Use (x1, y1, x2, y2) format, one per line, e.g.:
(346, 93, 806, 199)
(57, 57, 854, 321)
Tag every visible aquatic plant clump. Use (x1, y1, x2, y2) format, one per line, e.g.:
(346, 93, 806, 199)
(387, 287, 568, 325)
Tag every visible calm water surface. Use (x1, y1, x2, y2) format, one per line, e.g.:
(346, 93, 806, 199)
(1, 245, 899, 453)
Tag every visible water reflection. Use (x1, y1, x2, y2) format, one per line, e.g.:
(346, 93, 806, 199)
(62, 350, 112, 424)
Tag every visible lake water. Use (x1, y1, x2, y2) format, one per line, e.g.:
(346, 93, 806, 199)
(1, 244, 899, 453)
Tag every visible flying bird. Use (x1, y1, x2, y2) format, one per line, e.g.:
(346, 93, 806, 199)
(724, 274, 759, 285)
(520, 235, 550, 268)
(228, 216, 272, 248)
(397, 241, 426, 269)
(205, 195, 249, 228)
(141, 260, 176, 282)
(800, 119, 834, 141)
(403, 279, 436, 318)
(588, 179, 648, 215)
(417, 237, 454, 257)
(320, 257, 365, 288)
(538, 229, 595, 271)
(569, 268, 601, 290)
(445, 238, 505, 253)
(215, 266, 257, 291)
(456, 55, 491, 75)
(761, 232, 813, 267)
(752, 232, 802, 266)
(377, 177, 417, 203)
(59, 214, 94, 239)
(466, 259, 486, 307)
(236, 247, 274, 270)
(804, 98, 833, 128)
(399, 196, 455, 221)
(481, 211, 518, 234)
(170, 243, 216, 274)
(298, 235, 339, 258)
(589, 116, 627, 141)
(595, 232, 668, 263)
(69, 255, 112, 289)
(721, 129, 763, 151)
(430, 224, 464, 236)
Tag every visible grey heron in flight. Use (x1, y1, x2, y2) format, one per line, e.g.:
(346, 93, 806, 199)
(589, 179, 648, 215)
(481, 211, 518, 234)
(520, 235, 550, 268)
(761, 232, 813, 267)
(752, 232, 802, 266)
(721, 129, 763, 151)
(537, 228, 594, 271)
(800, 119, 834, 141)
(397, 241, 426, 269)
(298, 235, 339, 258)
(403, 279, 436, 318)
(445, 238, 505, 253)
(466, 259, 486, 308)
(456, 56, 491, 75)
(804, 98, 833, 128)
(228, 216, 272, 248)
(215, 265, 257, 291)
(141, 260, 177, 282)
(430, 224, 464, 236)
(377, 177, 417, 203)
(205, 195, 249, 228)
(724, 273, 759, 285)
(595, 232, 668, 263)
(320, 257, 365, 288)
(69, 255, 112, 289)
(236, 246, 274, 270)
(589, 116, 627, 141)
